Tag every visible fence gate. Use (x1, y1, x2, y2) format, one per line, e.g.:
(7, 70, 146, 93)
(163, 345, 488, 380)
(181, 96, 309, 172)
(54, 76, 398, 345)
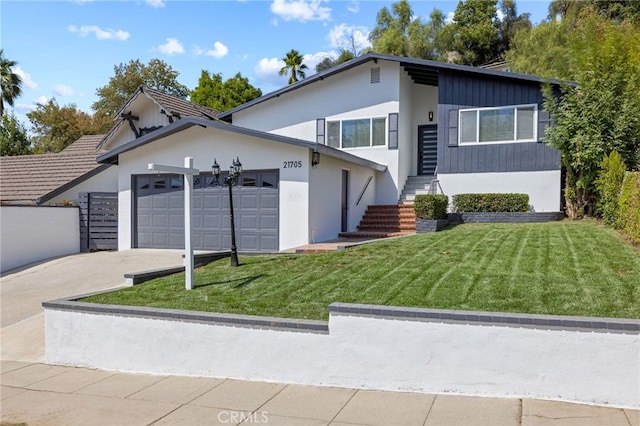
(79, 192, 118, 252)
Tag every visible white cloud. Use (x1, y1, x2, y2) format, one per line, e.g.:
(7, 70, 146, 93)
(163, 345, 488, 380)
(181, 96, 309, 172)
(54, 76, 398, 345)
(302, 51, 332, 73)
(327, 23, 370, 53)
(195, 41, 229, 59)
(158, 38, 184, 55)
(35, 96, 48, 105)
(146, 0, 165, 8)
(347, 1, 359, 13)
(53, 84, 77, 97)
(14, 95, 48, 114)
(68, 25, 129, 41)
(270, 0, 331, 23)
(12, 66, 37, 90)
(445, 11, 455, 24)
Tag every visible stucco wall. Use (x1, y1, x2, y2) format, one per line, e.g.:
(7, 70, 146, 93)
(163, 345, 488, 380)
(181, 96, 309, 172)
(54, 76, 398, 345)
(1, 206, 79, 273)
(47, 166, 118, 205)
(45, 302, 639, 408)
(438, 170, 562, 212)
(116, 125, 310, 252)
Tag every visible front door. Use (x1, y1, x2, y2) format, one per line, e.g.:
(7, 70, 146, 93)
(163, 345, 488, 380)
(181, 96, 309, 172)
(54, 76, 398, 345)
(418, 124, 438, 175)
(341, 170, 349, 232)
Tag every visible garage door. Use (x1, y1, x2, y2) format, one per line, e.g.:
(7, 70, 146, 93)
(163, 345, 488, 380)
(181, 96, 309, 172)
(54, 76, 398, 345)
(135, 171, 279, 252)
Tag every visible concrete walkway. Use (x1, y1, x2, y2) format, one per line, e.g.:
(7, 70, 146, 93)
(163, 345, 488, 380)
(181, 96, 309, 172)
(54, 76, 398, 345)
(1, 250, 638, 425)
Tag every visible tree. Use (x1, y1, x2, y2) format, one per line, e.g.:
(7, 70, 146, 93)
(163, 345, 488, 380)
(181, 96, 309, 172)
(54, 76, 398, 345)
(315, 51, 355, 73)
(0, 111, 31, 156)
(0, 50, 23, 117)
(448, 0, 500, 65)
(279, 50, 308, 84)
(369, 0, 447, 60)
(28, 99, 105, 153)
(190, 71, 262, 112)
(542, 11, 640, 219)
(92, 59, 189, 120)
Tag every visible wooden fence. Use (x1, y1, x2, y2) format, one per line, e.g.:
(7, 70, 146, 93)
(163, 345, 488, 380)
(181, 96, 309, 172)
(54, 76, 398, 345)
(79, 192, 118, 252)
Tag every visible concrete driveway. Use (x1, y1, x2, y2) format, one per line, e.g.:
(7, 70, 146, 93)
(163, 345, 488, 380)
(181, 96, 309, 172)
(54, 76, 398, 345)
(0, 250, 184, 361)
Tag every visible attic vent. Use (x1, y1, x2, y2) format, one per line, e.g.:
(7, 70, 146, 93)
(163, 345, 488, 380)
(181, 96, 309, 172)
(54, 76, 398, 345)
(370, 67, 380, 84)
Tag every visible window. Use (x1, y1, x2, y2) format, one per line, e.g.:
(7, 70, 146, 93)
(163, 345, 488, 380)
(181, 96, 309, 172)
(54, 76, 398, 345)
(327, 117, 386, 148)
(459, 105, 537, 144)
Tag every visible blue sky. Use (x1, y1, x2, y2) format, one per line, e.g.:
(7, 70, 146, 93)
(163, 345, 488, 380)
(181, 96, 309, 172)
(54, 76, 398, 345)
(2, 0, 550, 126)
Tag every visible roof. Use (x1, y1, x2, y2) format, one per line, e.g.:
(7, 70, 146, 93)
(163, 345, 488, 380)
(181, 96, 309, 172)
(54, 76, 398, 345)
(0, 135, 110, 205)
(97, 86, 221, 151)
(97, 117, 387, 173)
(219, 52, 571, 120)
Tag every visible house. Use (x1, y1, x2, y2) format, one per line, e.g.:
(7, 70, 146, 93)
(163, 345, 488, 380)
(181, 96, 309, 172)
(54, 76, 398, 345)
(0, 135, 116, 205)
(98, 53, 563, 254)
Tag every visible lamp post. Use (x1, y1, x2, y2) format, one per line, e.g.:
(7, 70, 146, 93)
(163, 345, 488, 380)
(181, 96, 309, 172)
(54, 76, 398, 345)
(212, 157, 243, 267)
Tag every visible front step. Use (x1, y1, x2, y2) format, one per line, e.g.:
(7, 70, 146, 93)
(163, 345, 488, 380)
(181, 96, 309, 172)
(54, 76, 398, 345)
(399, 175, 435, 204)
(339, 204, 416, 238)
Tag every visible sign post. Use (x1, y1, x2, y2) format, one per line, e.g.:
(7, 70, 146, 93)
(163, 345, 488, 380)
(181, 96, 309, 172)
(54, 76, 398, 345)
(148, 157, 200, 290)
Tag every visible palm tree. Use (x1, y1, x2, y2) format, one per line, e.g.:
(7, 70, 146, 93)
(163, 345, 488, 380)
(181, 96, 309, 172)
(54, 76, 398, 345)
(278, 49, 308, 85)
(0, 50, 23, 117)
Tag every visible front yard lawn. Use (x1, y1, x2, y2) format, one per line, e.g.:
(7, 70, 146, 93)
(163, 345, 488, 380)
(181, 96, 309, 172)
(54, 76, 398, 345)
(82, 221, 640, 320)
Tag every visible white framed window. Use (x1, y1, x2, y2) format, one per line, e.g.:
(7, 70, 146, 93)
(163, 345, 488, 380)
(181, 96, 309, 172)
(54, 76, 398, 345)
(459, 104, 537, 144)
(327, 117, 387, 148)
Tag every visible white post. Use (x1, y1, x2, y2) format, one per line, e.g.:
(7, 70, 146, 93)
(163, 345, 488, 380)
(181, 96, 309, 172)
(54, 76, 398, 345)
(184, 157, 194, 290)
(148, 158, 199, 291)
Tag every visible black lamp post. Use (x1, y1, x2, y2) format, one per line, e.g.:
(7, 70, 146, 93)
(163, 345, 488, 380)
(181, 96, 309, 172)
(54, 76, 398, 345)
(212, 157, 243, 267)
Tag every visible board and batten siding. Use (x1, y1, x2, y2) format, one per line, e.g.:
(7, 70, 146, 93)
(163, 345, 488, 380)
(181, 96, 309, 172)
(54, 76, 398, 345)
(437, 70, 560, 175)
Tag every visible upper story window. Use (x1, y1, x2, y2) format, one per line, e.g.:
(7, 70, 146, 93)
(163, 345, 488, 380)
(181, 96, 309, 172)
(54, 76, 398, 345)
(327, 117, 386, 148)
(459, 104, 537, 144)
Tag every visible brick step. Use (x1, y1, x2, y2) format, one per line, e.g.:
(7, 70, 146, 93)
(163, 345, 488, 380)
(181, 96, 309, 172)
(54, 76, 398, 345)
(362, 212, 415, 219)
(358, 224, 416, 231)
(359, 218, 416, 226)
(366, 204, 415, 211)
(339, 231, 415, 238)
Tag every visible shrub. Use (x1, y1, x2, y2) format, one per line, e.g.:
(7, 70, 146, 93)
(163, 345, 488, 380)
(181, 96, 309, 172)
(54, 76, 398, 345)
(452, 193, 530, 213)
(413, 194, 448, 219)
(618, 172, 640, 244)
(595, 151, 626, 226)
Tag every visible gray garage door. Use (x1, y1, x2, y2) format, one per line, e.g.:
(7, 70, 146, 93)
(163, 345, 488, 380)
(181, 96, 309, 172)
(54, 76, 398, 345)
(135, 171, 279, 252)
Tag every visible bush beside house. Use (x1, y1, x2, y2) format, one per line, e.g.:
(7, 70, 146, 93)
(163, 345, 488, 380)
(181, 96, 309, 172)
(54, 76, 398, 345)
(413, 194, 449, 233)
(618, 172, 640, 244)
(452, 193, 530, 213)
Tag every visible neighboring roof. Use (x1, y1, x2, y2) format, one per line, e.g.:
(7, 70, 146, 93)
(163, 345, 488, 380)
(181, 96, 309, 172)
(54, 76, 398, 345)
(219, 52, 571, 121)
(0, 135, 110, 205)
(97, 86, 221, 151)
(97, 117, 387, 172)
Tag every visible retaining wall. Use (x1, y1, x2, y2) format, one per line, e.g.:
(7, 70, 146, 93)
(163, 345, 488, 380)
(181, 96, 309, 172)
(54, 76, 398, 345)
(43, 299, 639, 408)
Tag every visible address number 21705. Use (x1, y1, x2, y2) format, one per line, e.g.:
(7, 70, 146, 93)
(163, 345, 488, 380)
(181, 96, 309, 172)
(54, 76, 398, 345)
(283, 161, 303, 168)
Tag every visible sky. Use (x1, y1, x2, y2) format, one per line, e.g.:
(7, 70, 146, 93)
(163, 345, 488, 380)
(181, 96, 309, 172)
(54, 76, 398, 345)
(1, 0, 551, 127)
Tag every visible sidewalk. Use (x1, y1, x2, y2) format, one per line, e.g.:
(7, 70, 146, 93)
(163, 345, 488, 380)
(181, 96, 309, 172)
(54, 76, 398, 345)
(1, 251, 638, 425)
(2, 361, 637, 426)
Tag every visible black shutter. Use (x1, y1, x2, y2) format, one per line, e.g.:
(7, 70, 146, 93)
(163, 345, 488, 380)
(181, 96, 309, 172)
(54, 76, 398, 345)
(316, 118, 325, 145)
(388, 113, 398, 150)
(448, 109, 458, 146)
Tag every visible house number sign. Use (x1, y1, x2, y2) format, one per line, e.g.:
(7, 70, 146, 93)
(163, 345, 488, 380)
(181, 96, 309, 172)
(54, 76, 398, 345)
(283, 161, 303, 168)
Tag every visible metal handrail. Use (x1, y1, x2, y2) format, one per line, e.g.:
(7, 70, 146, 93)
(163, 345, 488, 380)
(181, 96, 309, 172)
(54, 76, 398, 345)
(355, 176, 373, 206)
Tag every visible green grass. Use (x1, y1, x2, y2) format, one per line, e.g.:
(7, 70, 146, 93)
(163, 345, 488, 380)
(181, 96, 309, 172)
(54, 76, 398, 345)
(82, 221, 640, 320)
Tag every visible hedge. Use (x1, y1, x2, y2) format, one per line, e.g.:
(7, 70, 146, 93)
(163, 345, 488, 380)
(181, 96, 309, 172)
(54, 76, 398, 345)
(413, 194, 449, 219)
(618, 172, 640, 244)
(452, 193, 530, 213)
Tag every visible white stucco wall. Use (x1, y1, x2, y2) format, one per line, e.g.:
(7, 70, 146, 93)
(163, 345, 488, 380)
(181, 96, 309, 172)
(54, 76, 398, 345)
(233, 61, 404, 205)
(1, 206, 79, 273)
(45, 306, 639, 408)
(116, 125, 311, 252)
(308, 154, 378, 241)
(47, 166, 119, 205)
(438, 170, 562, 212)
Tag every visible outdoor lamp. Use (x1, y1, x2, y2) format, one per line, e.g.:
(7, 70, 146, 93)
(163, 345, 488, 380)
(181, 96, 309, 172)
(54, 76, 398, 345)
(231, 157, 243, 180)
(212, 158, 221, 180)
(312, 151, 320, 168)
